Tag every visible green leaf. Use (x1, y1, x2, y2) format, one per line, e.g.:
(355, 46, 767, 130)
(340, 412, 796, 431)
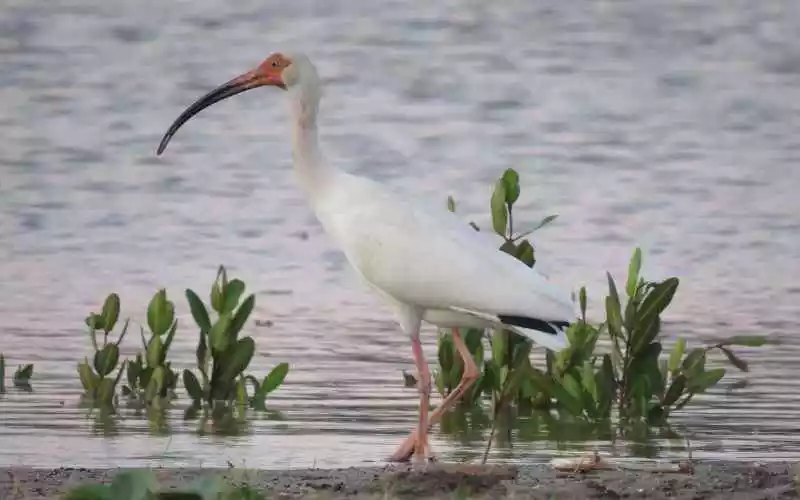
(210, 284, 223, 314)
(512, 214, 559, 241)
(605, 272, 623, 338)
(490, 180, 508, 237)
(579, 287, 587, 321)
(97, 377, 116, 405)
(596, 354, 615, 417)
(183, 370, 203, 402)
(147, 365, 166, 401)
(560, 373, 583, 401)
(236, 376, 248, 407)
(498, 240, 517, 257)
(689, 368, 726, 393)
(682, 348, 706, 376)
(63, 484, 114, 500)
(185, 476, 226, 500)
(580, 361, 597, 403)
(501, 168, 520, 206)
(260, 362, 289, 395)
(669, 338, 686, 374)
(605, 295, 623, 340)
(85, 313, 105, 331)
(724, 335, 768, 347)
(146, 335, 163, 367)
(515, 240, 535, 268)
(210, 267, 225, 314)
(209, 313, 233, 353)
(186, 289, 212, 333)
(626, 248, 642, 299)
(78, 359, 98, 393)
(229, 294, 255, 340)
(139, 367, 153, 389)
(196, 329, 208, 371)
(101, 293, 121, 334)
(437, 332, 454, 375)
(632, 316, 662, 357)
(719, 346, 748, 372)
(93, 344, 119, 378)
(630, 341, 662, 391)
(18, 363, 33, 381)
(109, 469, 157, 500)
(147, 289, 175, 337)
(222, 278, 246, 315)
(532, 214, 559, 231)
(12, 364, 33, 388)
(633, 277, 679, 340)
(446, 195, 456, 213)
(550, 381, 584, 416)
(221, 337, 256, 382)
(162, 320, 178, 360)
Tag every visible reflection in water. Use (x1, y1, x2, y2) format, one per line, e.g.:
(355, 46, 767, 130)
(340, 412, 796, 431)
(438, 406, 691, 462)
(1, 0, 800, 467)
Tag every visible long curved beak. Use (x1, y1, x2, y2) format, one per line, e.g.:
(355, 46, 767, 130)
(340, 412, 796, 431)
(156, 69, 286, 155)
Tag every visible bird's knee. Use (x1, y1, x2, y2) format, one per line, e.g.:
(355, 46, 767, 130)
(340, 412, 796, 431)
(416, 376, 432, 397)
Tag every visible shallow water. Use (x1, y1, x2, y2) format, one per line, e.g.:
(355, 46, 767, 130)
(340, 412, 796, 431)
(1, 0, 800, 468)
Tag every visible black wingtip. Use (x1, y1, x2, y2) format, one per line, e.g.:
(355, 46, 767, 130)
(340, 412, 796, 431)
(498, 315, 571, 336)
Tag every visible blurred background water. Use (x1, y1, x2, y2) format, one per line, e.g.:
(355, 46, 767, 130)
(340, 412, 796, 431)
(1, 0, 799, 468)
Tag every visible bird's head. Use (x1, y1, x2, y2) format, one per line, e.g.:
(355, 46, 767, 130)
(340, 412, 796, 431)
(157, 51, 317, 155)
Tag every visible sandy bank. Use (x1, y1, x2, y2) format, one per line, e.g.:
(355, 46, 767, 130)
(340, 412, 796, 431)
(1, 461, 798, 499)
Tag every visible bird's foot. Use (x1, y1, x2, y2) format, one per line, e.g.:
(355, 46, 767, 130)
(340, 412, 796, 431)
(389, 431, 436, 464)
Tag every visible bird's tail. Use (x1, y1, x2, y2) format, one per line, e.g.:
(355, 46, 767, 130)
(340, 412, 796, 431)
(498, 315, 571, 352)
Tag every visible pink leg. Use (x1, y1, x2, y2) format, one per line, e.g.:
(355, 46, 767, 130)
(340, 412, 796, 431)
(408, 334, 432, 460)
(390, 328, 480, 462)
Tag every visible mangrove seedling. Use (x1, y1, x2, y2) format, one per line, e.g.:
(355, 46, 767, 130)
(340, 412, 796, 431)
(122, 289, 179, 408)
(13, 362, 34, 390)
(512, 248, 767, 426)
(416, 169, 767, 433)
(79, 293, 128, 408)
(183, 266, 289, 417)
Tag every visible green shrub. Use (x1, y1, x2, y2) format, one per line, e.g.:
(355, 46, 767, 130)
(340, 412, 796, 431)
(183, 266, 289, 419)
(411, 168, 766, 430)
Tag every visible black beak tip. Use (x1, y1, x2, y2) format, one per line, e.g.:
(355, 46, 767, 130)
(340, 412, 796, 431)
(156, 137, 170, 156)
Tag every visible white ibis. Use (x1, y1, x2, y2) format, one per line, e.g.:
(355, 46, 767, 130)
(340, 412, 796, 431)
(157, 52, 576, 463)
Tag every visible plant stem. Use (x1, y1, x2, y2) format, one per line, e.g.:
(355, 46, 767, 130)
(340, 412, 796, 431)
(506, 205, 513, 241)
(89, 328, 98, 352)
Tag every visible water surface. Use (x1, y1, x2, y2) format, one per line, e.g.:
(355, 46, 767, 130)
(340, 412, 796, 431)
(1, 0, 800, 468)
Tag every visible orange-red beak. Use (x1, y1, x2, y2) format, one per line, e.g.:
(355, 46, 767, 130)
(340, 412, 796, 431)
(156, 66, 286, 155)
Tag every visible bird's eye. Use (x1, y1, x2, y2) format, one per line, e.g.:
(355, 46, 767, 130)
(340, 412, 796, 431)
(271, 60, 281, 68)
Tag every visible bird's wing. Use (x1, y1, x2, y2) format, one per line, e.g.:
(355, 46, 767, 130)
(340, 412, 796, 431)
(318, 173, 575, 324)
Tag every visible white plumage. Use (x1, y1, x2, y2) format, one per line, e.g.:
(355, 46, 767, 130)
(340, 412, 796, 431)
(157, 51, 576, 462)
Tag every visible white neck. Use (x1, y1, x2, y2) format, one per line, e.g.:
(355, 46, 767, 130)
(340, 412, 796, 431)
(288, 81, 329, 202)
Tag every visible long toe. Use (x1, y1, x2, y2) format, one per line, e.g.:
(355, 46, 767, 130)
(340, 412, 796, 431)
(389, 435, 416, 463)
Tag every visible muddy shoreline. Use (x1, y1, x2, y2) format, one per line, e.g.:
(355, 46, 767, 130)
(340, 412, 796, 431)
(2, 462, 798, 499)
